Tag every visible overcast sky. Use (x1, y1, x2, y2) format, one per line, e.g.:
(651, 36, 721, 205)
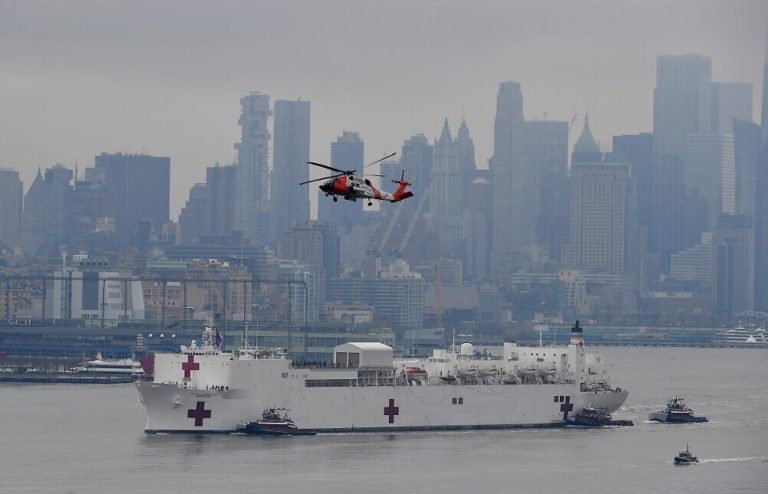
(1, 0, 766, 217)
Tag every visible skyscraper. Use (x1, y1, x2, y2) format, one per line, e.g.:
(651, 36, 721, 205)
(205, 164, 237, 239)
(399, 134, 433, 206)
(564, 161, 632, 275)
(712, 214, 753, 314)
(711, 82, 753, 134)
(272, 99, 311, 244)
(319, 131, 365, 225)
(179, 184, 207, 245)
(21, 166, 73, 257)
(652, 54, 713, 272)
(683, 133, 736, 241)
(429, 119, 463, 254)
(491, 82, 529, 264)
(613, 133, 653, 230)
(279, 220, 340, 306)
(463, 175, 492, 279)
(20, 169, 46, 255)
(235, 92, 271, 243)
(756, 38, 768, 310)
(762, 34, 768, 132)
(91, 153, 171, 244)
(0, 168, 23, 249)
(526, 119, 569, 259)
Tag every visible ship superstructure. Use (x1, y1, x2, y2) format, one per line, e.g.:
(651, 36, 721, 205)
(136, 321, 628, 433)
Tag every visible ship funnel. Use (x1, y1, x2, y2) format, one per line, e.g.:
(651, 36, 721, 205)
(571, 320, 582, 333)
(570, 320, 584, 346)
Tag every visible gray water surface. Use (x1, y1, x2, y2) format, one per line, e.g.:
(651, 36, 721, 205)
(1, 347, 766, 493)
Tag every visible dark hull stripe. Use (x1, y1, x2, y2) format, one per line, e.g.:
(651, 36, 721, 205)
(146, 422, 567, 434)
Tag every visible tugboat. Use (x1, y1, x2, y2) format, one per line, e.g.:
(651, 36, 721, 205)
(649, 396, 708, 423)
(674, 444, 699, 465)
(237, 408, 317, 436)
(570, 407, 634, 427)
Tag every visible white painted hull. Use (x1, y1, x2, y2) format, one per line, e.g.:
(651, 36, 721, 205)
(137, 377, 627, 433)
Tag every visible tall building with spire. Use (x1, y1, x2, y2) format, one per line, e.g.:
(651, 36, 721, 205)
(0, 168, 23, 249)
(430, 119, 463, 254)
(572, 115, 602, 164)
(272, 99, 311, 244)
(235, 92, 272, 243)
(652, 54, 713, 273)
(455, 118, 477, 205)
(490, 82, 529, 264)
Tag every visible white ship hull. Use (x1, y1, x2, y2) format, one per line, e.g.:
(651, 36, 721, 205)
(137, 378, 627, 433)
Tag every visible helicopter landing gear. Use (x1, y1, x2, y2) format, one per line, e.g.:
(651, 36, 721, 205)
(333, 196, 338, 202)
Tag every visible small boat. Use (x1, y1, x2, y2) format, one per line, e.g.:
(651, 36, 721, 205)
(674, 444, 699, 465)
(570, 407, 634, 427)
(71, 353, 144, 378)
(237, 408, 316, 436)
(649, 396, 708, 423)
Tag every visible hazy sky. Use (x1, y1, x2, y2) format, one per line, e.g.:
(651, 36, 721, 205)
(1, 0, 766, 217)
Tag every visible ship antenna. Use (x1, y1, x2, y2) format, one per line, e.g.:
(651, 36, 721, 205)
(539, 324, 544, 348)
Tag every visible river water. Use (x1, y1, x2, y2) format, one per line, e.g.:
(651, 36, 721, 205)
(1, 347, 766, 494)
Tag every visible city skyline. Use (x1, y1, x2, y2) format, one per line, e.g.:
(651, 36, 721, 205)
(1, 1, 766, 216)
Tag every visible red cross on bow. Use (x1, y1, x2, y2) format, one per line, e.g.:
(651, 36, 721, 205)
(187, 401, 211, 426)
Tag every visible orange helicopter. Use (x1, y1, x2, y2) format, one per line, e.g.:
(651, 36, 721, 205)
(301, 152, 413, 206)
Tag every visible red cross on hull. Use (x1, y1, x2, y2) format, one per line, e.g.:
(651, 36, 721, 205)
(560, 396, 574, 420)
(384, 399, 399, 424)
(187, 401, 212, 426)
(181, 354, 200, 380)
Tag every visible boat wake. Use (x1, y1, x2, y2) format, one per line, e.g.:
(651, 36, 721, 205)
(698, 456, 768, 464)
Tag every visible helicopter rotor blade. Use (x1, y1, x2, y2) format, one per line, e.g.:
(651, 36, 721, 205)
(361, 152, 397, 170)
(307, 161, 349, 174)
(299, 173, 343, 185)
